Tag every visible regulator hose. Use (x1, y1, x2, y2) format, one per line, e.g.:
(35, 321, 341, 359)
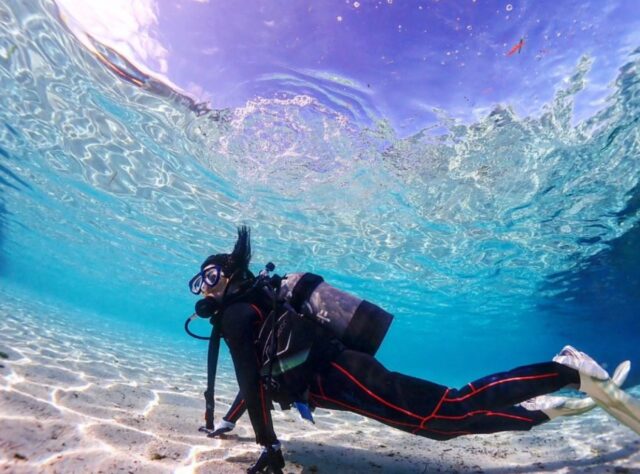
(184, 313, 211, 340)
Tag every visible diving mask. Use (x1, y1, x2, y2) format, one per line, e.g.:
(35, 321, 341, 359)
(189, 264, 222, 295)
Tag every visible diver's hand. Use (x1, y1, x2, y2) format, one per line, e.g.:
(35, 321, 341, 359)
(247, 442, 285, 474)
(195, 297, 220, 318)
(206, 419, 235, 438)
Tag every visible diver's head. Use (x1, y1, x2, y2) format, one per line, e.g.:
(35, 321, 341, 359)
(189, 226, 253, 301)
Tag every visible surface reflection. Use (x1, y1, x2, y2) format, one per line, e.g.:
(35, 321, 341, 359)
(55, 0, 640, 134)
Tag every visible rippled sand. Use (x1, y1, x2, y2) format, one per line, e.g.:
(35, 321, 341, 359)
(1, 291, 639, 473)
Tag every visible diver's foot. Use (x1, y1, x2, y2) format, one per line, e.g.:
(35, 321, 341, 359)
(553, 345, 609, 382)
(247, 442, 285, 474)
(520, 394, 572, 415)
(521, 361, 630, 419)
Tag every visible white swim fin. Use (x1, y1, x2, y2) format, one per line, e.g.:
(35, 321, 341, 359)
(579, 371, 640, 436)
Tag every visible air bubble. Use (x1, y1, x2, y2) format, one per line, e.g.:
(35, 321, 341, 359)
(506, 4, 513, 11)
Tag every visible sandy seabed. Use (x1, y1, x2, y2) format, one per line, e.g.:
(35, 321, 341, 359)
(1, 292, 639, 474)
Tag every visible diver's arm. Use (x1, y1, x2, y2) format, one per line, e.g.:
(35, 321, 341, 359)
(224, 391, 246, 423)
(221, 303, 279, 447)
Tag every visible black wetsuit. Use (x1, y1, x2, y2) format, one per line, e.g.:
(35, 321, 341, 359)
(218, 300, 278, 445)
(218, 300, 580, 445)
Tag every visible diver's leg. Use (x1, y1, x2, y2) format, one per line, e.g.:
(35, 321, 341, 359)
(424, 404, 549, 437)
(439, 361, 580, 416)
(309, 351, 579, 440)
(309, 350, 457, 440)
(417, 361, 580, 436)
(224, 391, 246, 423)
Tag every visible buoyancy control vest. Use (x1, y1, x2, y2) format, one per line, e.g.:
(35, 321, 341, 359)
(257, 272, 394, 407)
(256, 306, 323, 406)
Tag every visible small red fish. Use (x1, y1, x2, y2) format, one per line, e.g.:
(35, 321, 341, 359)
(507, 38, 525, 56)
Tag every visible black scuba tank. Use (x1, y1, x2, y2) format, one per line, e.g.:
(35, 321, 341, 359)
(278, 273, 393, 356)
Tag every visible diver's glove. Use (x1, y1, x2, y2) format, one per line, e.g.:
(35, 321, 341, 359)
(206, 419, 235, 438)
(247, 442, 285, 474)
(195, 297, 220, 319)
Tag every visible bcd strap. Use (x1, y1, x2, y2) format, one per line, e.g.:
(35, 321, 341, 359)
(289, 273, 324, 312)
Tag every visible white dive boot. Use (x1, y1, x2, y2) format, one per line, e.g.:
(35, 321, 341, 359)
(520, 360, 630, 419)
(553, 345, 640, 435)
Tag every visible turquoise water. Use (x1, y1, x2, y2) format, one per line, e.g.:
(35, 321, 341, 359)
(1, 0, 639, 391)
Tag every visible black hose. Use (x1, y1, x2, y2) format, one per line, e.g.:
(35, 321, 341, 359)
(184, 314, 210, 340)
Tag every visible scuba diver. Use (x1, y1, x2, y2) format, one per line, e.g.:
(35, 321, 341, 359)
(185, 226, 640, 474)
